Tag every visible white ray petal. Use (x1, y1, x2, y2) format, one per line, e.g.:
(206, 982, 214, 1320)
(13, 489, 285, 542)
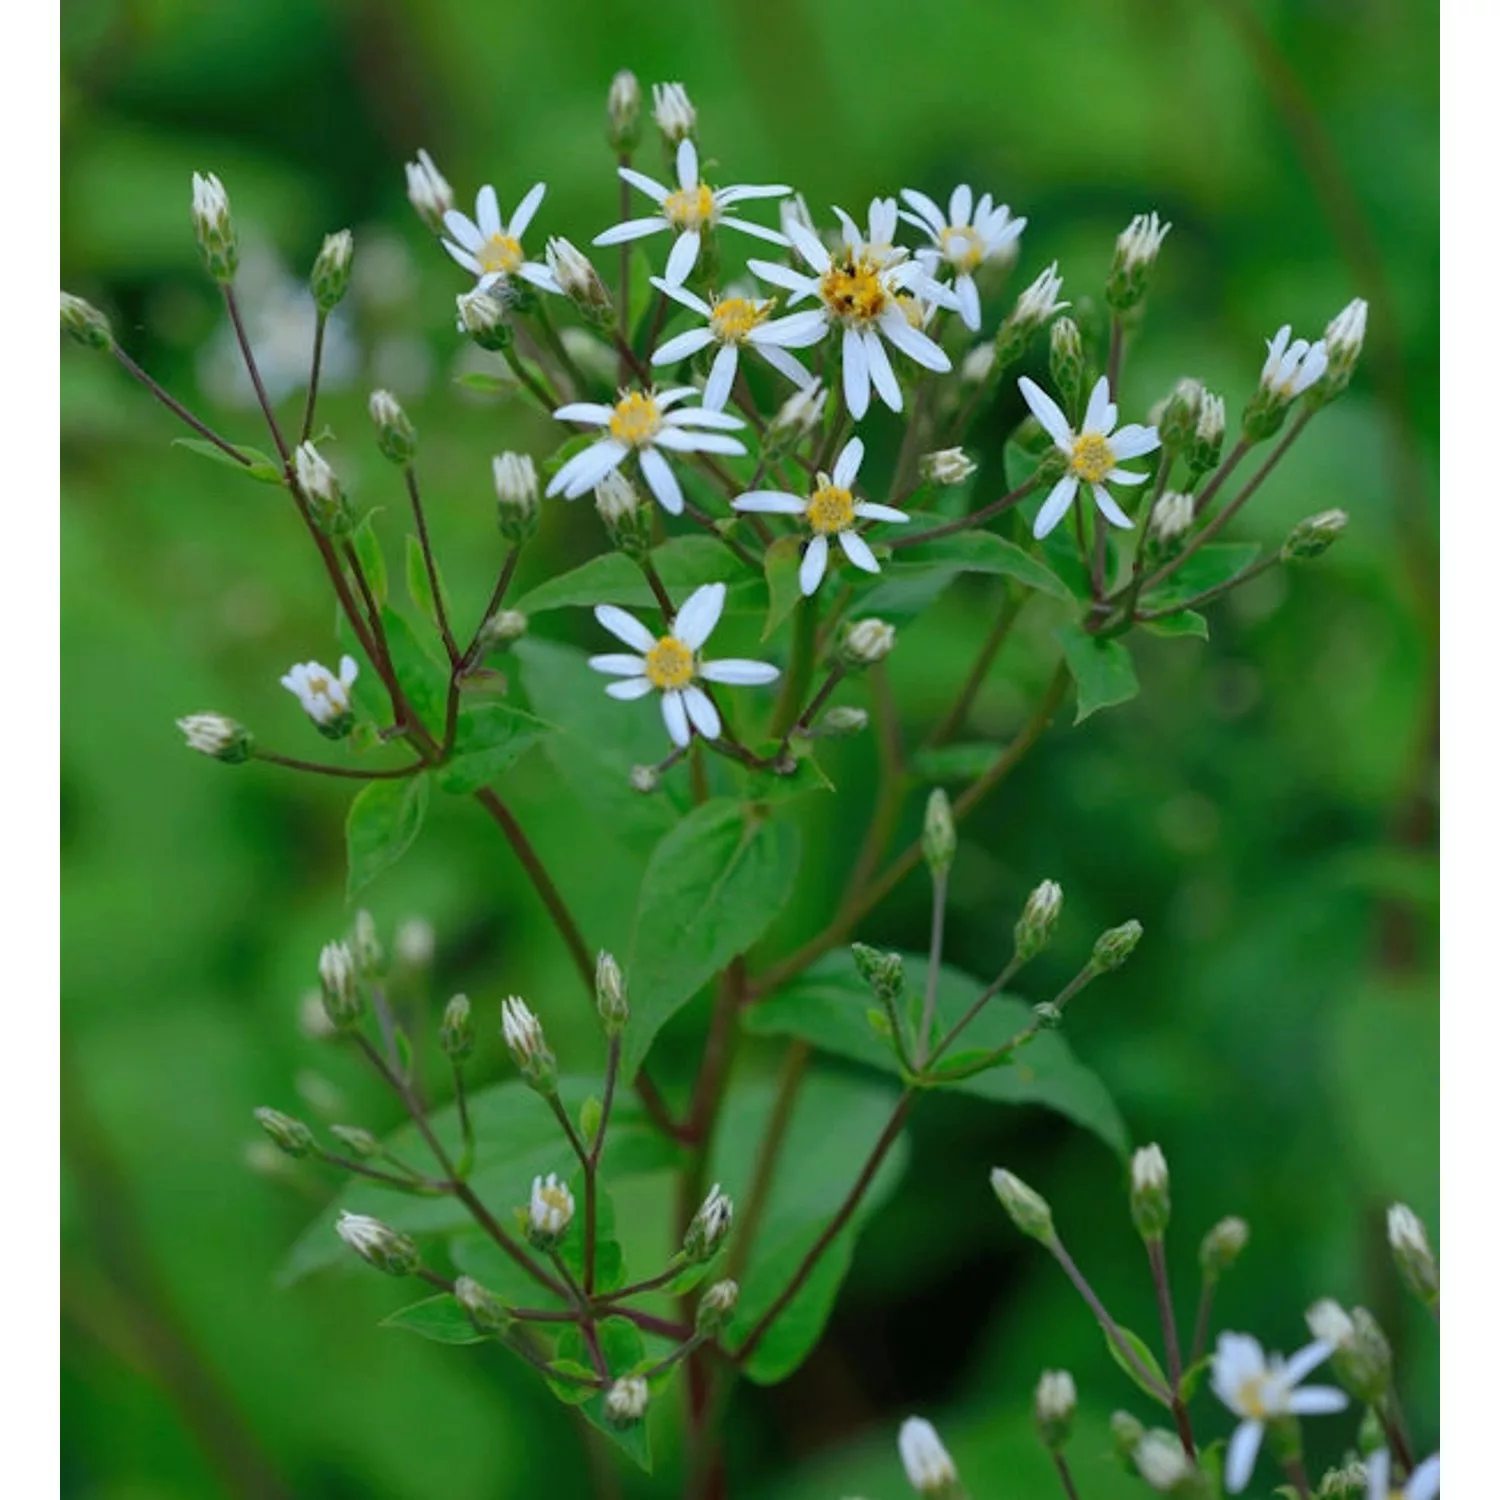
(550, 439, 627, 498)
(950, 183, 973, 227)
(594, 605, 657, 653)
(853, 502, 910, 524)
(732, 491, 806, 514)
(718, 216, 791, 246)
(593, 216, 671, 247)
(1224, 1422, 1263, 1494)
(674, 582, 726, 649)
(618, 166, 670, 204)
(842, 326, 870, 419)
(864, 330, 902, 412)
(653, 428, 745, 455)
(1082, 375, 1114, 434)
(650, 277, 712, 315)
(662, 406, 745, 430)
(589, 653, 648, 676)
(832, 437, 865, 489)
(1033, 475, 1080, 538)
(507, 182, 545, 239)
(799, 534, 829, 594)
(552, 402, 615, 424)
(652, 327, 717, 365)
(661, 691, 691, 747)
(746, 260, 820, 298)
(638, 446, 685, 514)
(878, 311, 951, 372)
(1107, 467, 1150, 485)
(1091, 483, 1133, 529)
(785, 218, 832, 272)
(956, 273, 981, 331)
(676, 137, 699, 190)
(605, 676, 655, 700)
(754, 343, 814, 388)
(703, 345, 740, 411)
(1108, 423, 1161, 460)
(442, 210, 484, 251)
(663, 230, 702, 286)
(751, 309, 828, 348)
(900, 188, 947, 235)
(442, 240, 482, 274)
(682, 685, 721, 740)
(699, 658, 780, 685)
(1017, 376, 1074, 450)
(838, 530, 880, 573)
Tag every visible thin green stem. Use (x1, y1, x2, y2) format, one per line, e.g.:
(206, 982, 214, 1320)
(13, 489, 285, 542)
(725, 1040, 809, 1283)
(1147, 1237, 1195, 1459)
(502, 346, 557, 413)
(926, 952, 1024, 1068)
(1189, 1274, 1217, 1368)
(916, 867, 949, 1064)
(111, 346, 249, 464)
(252, 751, 423, 781)
(405, 466, 461, 663)
(584, 1036, 621, 1294)
(299, 312, 326, 444)
(1132, 554, 1282, 622)
(1051, 1452, 1082, 1500)
(887, 475, 1040, 549)
(1049, 1237, 1173, 1403)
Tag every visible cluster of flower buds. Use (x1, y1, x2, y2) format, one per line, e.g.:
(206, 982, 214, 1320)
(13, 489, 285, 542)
(920, 448, 977, 487)
(405, 147, 453, 232)
(651, 81, 696, 145)
(594, 470, 653, 556)
(993, 261, 1067, 369)
(1282, 509, 1348, 561)
(1033, 1369, 1076, 1451)
(318, 939, 365, 1030)
(454, 1274, 513, 1336)
(1014, 879, 1063, 961)
(526, 1172, 575, 1249)
(61, 292, 114, 351)
(456, 287, 512, 351)
(696, 1278, 739, 1336)
(1187, 391, 1226, 480)
(1243, 323, 1330, 441)
(254, 1106, 315, 1158)
(1090, 919, 1143, 973)
(546, 237, 612, 325)
(1157, 378, 1204, 454)
(841, 618, 897, 669)
(1149, 492, 1195, 551)
(605, 1374, 649, 1429)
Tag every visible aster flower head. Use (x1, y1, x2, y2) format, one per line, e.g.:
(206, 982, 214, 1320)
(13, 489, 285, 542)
(733, 437, 909, 595)
(178, 712, 253, 763)
(901, 184, 1027, 329)
(1107, 210, 1171, 311)
(1260, 324, 1329, 402)
(649, 276, 815, 410)
(441, 183, 560, 296)
(588, 582, 779, 749)
(651, 82, 696, 144)
(1211, 1333, 1348, 1493)
(1018, 374, 1160, 539)
(995, 261, 1069, 366)
(281, 656, 359, 737)
(749, 206, 956, 419)
(1366, 1448, 1440, 1500)
(527, 1172, 575, 1246)
(405, 148, 453, 232)
(545, 386, 747, 515)
(595, 137, 790, 288)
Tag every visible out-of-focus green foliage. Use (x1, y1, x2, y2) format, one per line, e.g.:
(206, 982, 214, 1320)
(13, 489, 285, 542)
(61, 0, 1436, 1495)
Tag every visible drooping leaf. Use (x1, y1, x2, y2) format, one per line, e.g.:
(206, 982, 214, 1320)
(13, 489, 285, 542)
(1139, 543, 1261, 612)
(380, 1294, 486, 1345)
(1054, 622, 1140, 723)
(435, 701, 551, 794)
(345, 773, 430, 896)
(172, 436, 283, 485)
(744, 951, 1128, 1155)
(622, 800, 801, 1080)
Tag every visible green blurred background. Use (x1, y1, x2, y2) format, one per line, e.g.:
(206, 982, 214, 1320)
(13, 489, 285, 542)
(60, 0, 1437, 1495)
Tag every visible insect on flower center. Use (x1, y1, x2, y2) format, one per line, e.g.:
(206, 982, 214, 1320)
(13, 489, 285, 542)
(940, 224, 986, 272)
(664, 183, 717, 230)
(609, 392, 663, 446)
(1070, 432, 1116, 484)
(710, 297, 768, 343)
(806, 483, 856, 535)
(820, 253, 889, 325)
(644, 635, 696, 691)
(477, 233, 524, 275)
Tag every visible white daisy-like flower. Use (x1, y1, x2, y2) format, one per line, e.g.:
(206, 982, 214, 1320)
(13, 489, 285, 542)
(900, 184, 1026, 330)
(593, 138, 790, 288)
(281, 656, 359, 727)
(441, 183, 560, 295)
(528, 1172, 575, 1239)
(1260, 325, 1329, 400)
(1211, 1333, 1348, 1493)
(649, 277, 815, 410)
(545, 386, 747, 514)
(589, 582, 779, 748)
(732, 437, 908, 595)
(1018, 374, 1161, 539)
(749, 209, 956, 420)
(1366, 1448, 1440, 1500)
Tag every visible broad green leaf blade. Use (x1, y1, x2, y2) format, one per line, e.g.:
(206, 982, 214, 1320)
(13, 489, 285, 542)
(336, 605, 451, 728)
(883, 527, 1073, 601)
(555, 1319, 653, 1470)
(622, 800, 801, 1080)
(1140, 543, 1261, 612)
(1054, 622, 1139, 723)
(512, 536, 761, 615)
(172, 436, 283, 484)
(279, 1077, 680, 1285)
(715, 1070, 910, 1384)
(1104, 1324, 1171, 1407)
(762, 535, 806, 641)
(352, 513, 388, 607)
(1138, 610, 1209, 640)
(554, 1172, 627, 1295)
(380, 1293, 486, 1344)
(404, 534, 452, 632)
(744, 950, 1128, 1156)
(345, 773, 430, 896)
(435, 701, 551, 794)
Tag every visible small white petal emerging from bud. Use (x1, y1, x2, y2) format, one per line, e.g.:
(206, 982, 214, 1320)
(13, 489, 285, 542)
(527, 1172, 575, 1245)
(546, 236, 611, 315)
(1306, 1298, 1355, 1349)
(594, 468, 642, 525)
(1283, 508, 1348, 561)
(1014, 879, 1063, 960)
(1034, 1370, 1077, 1450)
(1387, 1202, 1439, 1306)
(770, 378, 827, 443)
(605, 1374, 649, 1427)
(595, 950, 629, 1033)
(651, 82, 696, 143)
(1151, 491, 1195, 545)
(1012, 262, 1068, 331)
(493, 451, 540, 541)
(697, 1278, 739, 1335)
(177, 712, 253, 763)
(842, 618, 896, 667)
(960, 342, 997, 384)
(318, 939, 363, 1028)
(336, 1211, 420, 1275)
(61, 291, 114, 350)
(990, 1167, 1055, 1243)
(1130, 1143, 1171, 1239)
(368, 388, 417, 465)
(281, 657, 359, 735)
(685, 1183, 734, 1261)
(920, 448, 977, 486)
(1324, 297, 1367, 372)
(1134, 1431, 1193, 1492)
(500, 996, 554, 1091)
(1116, 211, 1172, 274)
(1200, 1216, 1250, 1275)
(607, 70, 642, 151)
(898, 1417, 959, 1496)
(294, 442, 349, 534)
(310, 229, 354, 312)
(405, 147, 454, 232)
(191, 172, 238, 281)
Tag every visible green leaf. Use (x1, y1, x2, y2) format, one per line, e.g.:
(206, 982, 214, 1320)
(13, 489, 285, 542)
(554, 1319, 653, 1470)
(1104, 1324, 1171, 1407)
(717, 1071, 911, 1383)
(762, 536, 806, 641)
(622, 800, 801, 1080)
(435, 702, 550, 794)
(554, 1172, 627, 1295)
(1054, 622, 1140, 723)
(733, 751, 835, 807)
(512, 536, 761, 615)
(404, 534, 451, 633)
(1139, 543, 1261, 612)
(744, 951, 1128, 1155)
(454, 370, 510, 395)
(351, 513, 388, 607)
(172, 436, 283, 484)
(542, 1357, 601, 1405)
(336, 605, 451, 729)
(911, 742, 1003, 783)
(281, 1076, 681, 1286)
(380, 1294, 486, 1345)
(345, 773, 430, 897)
(1138, 610, 1208, 640)
(1178, 1353, 1212, 1403)
(857, 527, 1072, 622)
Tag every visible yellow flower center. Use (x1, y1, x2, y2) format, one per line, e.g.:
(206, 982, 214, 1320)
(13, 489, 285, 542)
(940, 224, 986, 272)
(645, 635, 696, 691)
(806, 483, 856, 535)
(477, 233, 524, 275)
(710, 296, 769, 343)
(538, 1183, 570, 1216)
(609, 392, 663, 447)
(1234, 1375, 1274, 1422)
(664, 182, 716, 230)
(820, 253, 889, 325)
(1070, 432, 1116, 483)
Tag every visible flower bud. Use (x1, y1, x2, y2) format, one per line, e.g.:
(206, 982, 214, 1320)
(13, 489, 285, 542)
(501, 996, 556, 1094)
(254, 1106, 314, 1158)
(651, 82, 696, 145)
(1048, 315, 1084, 409)
(1134, 1431, 1194, 1493)
(351, 910, 383, 978)
(310, 229, 354, 312)
(61, 291, 113, 350)
(1111, 1410, 1146, 1462)
(368, 389, 417, 466)
(1091, 919, 1143, 972)
(1199, 1216, 1249, 1276)
(769, 380, 827, 447)
(1306, 1301, 1390, 1404)
(995, 261, 1066, 368)
(394, 918, 435, 969)
(841, 618, 896, 668)
(696, 1278, 739, 1336)
(1320, 297, 1367, 396)
(493, 452, 540, 543)
(336, 1210, 420, 1275)
(1318, 1461, 1370, 1500)
(595, 469, 653, 556)
(1282, 509, 1348, 561)
(605, 1375, 649, 1428)
(1386, 1203, 1438, 1309)
(684, 1184, 733, 1262)
(960, 341, 997, 385)
(990, 1167, 1055, 1245)
(922, 789, 956, 876)
(607, 70, 643, 153)
(1034, 1370, 1076, 1451)
(440, 994, 474, 1060)
(1107, 211, 1170, 312)
(282, 657, 359, 738)
(546, 237, 612, 322)
(595, 951, 629, 1034)
(177, 712, 254, 763)
(318, 940, 364, 1030)
(1188, 392, 1226, 478)
(852, 944, 905, 1006)
(526, 1172, 575, 1248)
(1159, 378, 1204, 452)
(191, 171, 238, 282)
(898, 1417, 960, 1497)
(815, 705, 869, 738)
(454, 1274, 512, 1335)
(294, 442, 352, 538)
(1246, 325, 1329, 441)
(1130, 1143, 1171, 1240)
(456, 288, 513, 351)
(629, 764, 660, 794)
(475, 609, 529, 654)
(1150, 492, 1195, 549)
(405, 148, 453, 233)
(920, 448, 976, 487)
(328, 1124, 382, 1159)
(1014, 879, 1063, 961)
